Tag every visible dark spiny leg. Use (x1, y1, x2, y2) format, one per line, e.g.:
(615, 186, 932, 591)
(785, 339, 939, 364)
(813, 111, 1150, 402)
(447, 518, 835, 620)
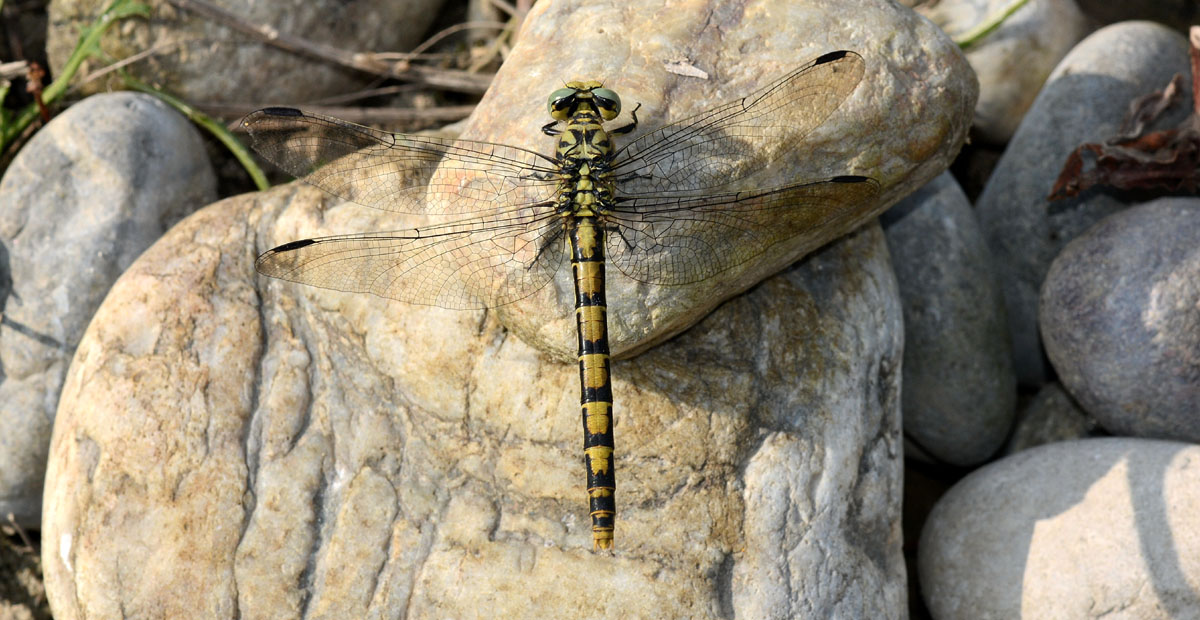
(611, 102, 642, 135)
(531, 222, 565, 268)
(542, 121, 563, 136)
(613, 170, 654, 183)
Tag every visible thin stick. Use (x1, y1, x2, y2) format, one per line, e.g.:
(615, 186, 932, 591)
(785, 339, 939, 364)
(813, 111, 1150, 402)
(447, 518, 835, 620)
(5, 513, 34, 551)
(376, 20, 508, 60)
(204, 102, 476, 125)
(305, 83, 424, 106)
(77, 38, 182, 85)
(0, 59, 27, 79)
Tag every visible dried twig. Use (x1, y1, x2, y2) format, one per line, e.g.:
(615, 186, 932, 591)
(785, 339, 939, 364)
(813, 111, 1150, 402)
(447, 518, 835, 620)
(1048, 26, 1200, 199)
(304, 84, 424, 107)
(204, 103, 476, 126)
(375, 20, 508, 62)
(5, 513, 34, 551)
(77, 38, 184, 85)
(0, 59, 27, 80)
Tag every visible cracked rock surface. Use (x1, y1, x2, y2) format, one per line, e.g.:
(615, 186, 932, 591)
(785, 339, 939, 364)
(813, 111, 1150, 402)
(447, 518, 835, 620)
(40, 0, 976, 617)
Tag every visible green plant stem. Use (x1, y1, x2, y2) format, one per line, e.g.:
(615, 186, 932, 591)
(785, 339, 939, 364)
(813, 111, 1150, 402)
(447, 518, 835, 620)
(2, 0, 149, 146)
(955, 0, 1032, 49)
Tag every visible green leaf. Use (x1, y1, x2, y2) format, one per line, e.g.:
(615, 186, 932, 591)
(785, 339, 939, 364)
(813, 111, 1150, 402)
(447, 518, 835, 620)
(1, 0, 151, 149)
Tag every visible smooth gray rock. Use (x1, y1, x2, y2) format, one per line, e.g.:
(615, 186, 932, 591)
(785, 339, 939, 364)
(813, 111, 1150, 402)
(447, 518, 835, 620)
(975, 21, 1190, 385)
(0, 92, 216, 529)
(920, 438, 1200, 619)
(882, 172, 1014, 465)
(1003, 382, 1098, 455)
(1040, 198, 1200, 442)
(914, 0, 1090, 143)
(47, 0, 444, 104)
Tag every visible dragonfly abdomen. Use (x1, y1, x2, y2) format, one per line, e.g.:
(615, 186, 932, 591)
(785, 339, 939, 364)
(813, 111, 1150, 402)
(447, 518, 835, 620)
(569, 215, 616, 550)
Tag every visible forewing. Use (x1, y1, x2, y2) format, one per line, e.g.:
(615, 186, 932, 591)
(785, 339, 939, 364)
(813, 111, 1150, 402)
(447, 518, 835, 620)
(605, 176, 879, 285)
(243, 108, 562, 217)
(256, 205, 564, 309)
(611, 51, 865, 195)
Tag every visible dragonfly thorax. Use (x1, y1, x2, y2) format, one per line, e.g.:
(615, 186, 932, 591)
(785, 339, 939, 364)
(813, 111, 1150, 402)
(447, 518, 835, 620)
(553, 113, 619, 217)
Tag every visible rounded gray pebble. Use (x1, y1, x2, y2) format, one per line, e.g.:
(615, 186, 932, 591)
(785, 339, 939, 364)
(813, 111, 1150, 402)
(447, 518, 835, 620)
(883, 172, 1015, 465)
(1040, 198, 1200, 442)
(0, 92, 216, 528)
(920, 438, 1200, 619)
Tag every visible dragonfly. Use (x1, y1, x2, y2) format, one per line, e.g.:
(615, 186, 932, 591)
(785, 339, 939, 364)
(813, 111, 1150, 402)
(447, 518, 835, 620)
(243, 49, 877, 551)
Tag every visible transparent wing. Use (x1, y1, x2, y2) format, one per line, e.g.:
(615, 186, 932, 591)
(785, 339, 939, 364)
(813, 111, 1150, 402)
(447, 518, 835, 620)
(605, 176, 879, 285)
(243, 108, 563, 217)
(256, 204, 564, 309)
(610, 51, 865, 195)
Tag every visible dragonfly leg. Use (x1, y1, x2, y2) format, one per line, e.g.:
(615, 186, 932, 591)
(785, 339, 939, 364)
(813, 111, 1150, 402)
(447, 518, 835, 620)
(530, 225, 565, 268)
(522, 169, 561, 182)
(613, 170, 654, 183)
(610, 102, 641, 135)
(594, 219, 637, 253)
(542, 120, 563, 136)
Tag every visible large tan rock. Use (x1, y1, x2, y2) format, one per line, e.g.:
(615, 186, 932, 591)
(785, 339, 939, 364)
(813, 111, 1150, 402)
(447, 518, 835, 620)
(467, 0, 975, 361)
(42, 0, 974, 617)
(44, 186, 905, 618)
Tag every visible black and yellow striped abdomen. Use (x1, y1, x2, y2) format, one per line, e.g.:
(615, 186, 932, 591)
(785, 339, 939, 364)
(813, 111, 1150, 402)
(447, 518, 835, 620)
(568, 216, 615, 550)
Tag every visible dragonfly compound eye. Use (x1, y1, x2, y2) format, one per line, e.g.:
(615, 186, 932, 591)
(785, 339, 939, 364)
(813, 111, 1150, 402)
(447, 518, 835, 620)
(591, 88, 622, 120)
(547, 88, 576, 121)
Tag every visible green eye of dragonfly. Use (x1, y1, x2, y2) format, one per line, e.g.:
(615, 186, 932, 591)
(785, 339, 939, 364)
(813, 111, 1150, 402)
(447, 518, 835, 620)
(547, 88, 576, 120)
(591, 88, 622, 120)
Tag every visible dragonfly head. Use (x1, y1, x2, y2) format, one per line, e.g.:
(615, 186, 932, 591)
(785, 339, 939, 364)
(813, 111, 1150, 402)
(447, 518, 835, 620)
(548, 81, 622, 122)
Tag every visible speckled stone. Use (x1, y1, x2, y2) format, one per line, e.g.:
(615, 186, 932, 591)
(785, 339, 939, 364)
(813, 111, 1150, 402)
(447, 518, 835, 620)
(882, 172, 1014, 465)
(920, 438, 1200, 619)
(0, 92, 215, 530)
(1040, 198, 1200, 442)
(975, 21, 1190, 385)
